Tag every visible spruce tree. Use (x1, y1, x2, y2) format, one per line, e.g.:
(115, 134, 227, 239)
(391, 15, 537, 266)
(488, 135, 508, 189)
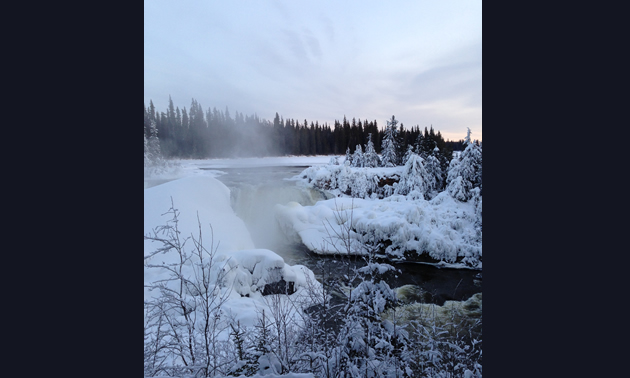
(345, 147, 353, 166)
(402, 144, 414, 166)
(144, 103, 151, 137)
(336, 259, 409, 377)
(381, 115, 399, 167)
(424, 148, 444, 199)
(351, 144, 364, 167)
(446, 128, 482, 201)
(363, 133, 380, 168)
(395, 153, 428, 199)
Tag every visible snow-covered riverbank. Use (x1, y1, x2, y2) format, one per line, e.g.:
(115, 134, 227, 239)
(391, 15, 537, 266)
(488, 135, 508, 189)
(275, 162, 482, 269)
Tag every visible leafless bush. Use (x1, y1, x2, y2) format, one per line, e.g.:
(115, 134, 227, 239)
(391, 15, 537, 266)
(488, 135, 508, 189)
(144, 198, 234, 377)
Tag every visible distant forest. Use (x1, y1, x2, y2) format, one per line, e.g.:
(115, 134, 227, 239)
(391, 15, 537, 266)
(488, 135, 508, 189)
(144, 97, 468, 159)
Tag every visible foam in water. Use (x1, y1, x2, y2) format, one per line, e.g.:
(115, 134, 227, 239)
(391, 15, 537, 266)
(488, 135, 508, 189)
(383, 292, 482, 331)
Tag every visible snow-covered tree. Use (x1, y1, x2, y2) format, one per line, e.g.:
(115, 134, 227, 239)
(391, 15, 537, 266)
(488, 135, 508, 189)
(351, 144, 364, 168)
(334, 260, 410, 378)
(380, 138, 397, 168)
(395, 153, 428, 199)
(349, 169, 372, 198)
(345, 147, 353, 166)
(144, 132, 150, 167)
(464, 126, 472, 145)
(446, 128, 482, 201)
(228, 321, 257, 376)
(147, 120, 162, 158)
(402, 145, 414, 167)
(363, 133, 380, 168)
(380, 116, 399, 167)
(423, 147, 444, 199)
(251, 309, 283, 375)
(144, 120, 167, 176)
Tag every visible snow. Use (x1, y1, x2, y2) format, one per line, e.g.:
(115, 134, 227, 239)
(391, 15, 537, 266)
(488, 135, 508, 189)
(275, 192, 481, 268)
(275, 165, 482, 268)
(144, 174, 321, 328)
(144, 155, 481, 376)
(296, 163, 403, 199)
(144, 154, 480, 319)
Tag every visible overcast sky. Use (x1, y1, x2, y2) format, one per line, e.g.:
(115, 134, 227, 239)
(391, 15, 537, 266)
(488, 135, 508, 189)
(144, 0, 482, 142)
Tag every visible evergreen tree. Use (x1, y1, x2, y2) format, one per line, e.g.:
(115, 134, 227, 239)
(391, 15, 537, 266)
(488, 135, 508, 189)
(252, 309, 282, 375)
(363, 133, 380, 168)
(144, 103, 151, 137)
(144, 120, 166, 175)
(417, 127, 435, 158)
(351, 144, 364, 167)
(273, 112, 284, 155)
(423, 148, 444, 199)
(149, 100, 156, 123)
(381, 115, 399, 167)
(345, 147, 353, 166)
(396, 122, 407, 164)
(143, 132, 149, 166)
(402, 144, 414, 167)
(335, 260, 410, 377)
(228, 321, 257, 376)
(446, 128, 482, 201)
(395, 153, 428, 199)
(380, 138, 397, 168)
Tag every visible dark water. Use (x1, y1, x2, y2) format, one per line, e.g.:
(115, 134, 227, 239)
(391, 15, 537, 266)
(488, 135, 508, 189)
(213, 165, 482, 306)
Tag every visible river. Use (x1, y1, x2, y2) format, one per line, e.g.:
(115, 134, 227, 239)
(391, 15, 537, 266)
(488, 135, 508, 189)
(207, 165, 481, 306)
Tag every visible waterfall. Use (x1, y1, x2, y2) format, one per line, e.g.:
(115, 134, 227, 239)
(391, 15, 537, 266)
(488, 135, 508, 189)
(228, 181, 332, 265)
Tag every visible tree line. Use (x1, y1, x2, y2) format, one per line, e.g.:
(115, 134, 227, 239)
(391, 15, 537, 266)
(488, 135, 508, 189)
(144, 97, 465, 159)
